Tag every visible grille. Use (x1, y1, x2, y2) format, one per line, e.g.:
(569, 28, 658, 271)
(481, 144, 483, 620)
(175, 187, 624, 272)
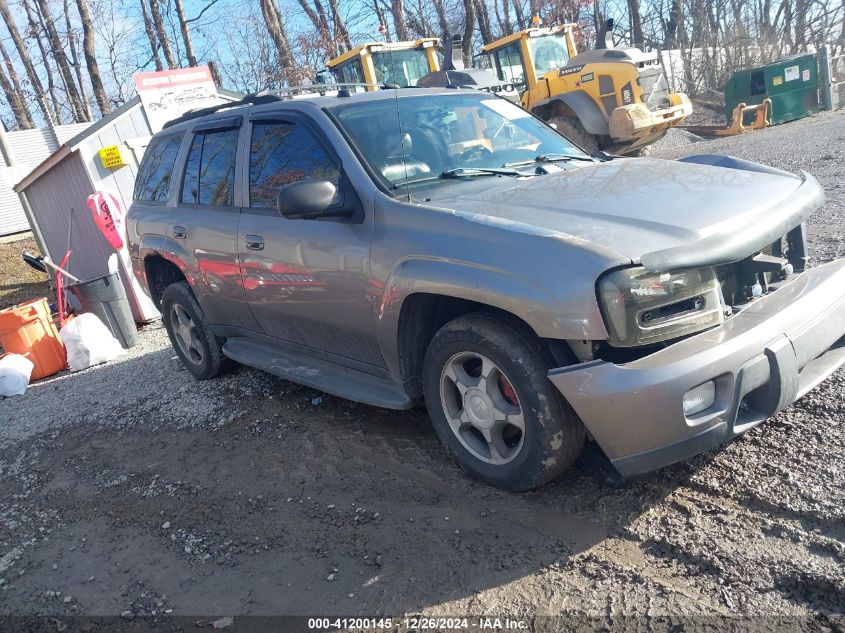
(717, 236, 786, 306)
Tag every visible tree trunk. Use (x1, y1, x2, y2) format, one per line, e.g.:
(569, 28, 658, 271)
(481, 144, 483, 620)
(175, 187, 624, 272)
(148, 0, 177, 68)
(75, 0, 110, 115)
(259, 0, 298, 83)
(373, 0, 390, 41)
(512, 0, 526, 30)
(173, 0, 197, 66)
(390, 0, 410, 40)
(475, 0, 493, 44)
(140, 0, 163, 70)
(64, 0, 93, 120)
(462, 0, 476, 63)
(34, 0, 90, 121)
(327, 0, 352, 51)
(23, 0, 62, 123)
(0, 0, 55, 124)
(494, 0, 512, 36)
(0, 40, 34, 129)
(627, 0, 644, 47)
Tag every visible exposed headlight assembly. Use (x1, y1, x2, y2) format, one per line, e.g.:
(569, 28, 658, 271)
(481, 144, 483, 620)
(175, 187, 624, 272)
(598, 267, 724, 347)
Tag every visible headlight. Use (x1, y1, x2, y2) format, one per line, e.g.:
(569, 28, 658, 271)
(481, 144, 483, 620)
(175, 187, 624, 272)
(598, 266, 724, 347)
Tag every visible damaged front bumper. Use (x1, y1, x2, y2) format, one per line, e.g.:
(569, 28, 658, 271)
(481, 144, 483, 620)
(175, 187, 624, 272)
(549, 259, 845, 477)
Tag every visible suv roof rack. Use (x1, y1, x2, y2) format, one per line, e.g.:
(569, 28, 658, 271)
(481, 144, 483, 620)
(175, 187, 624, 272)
(160, 83, 390, 130)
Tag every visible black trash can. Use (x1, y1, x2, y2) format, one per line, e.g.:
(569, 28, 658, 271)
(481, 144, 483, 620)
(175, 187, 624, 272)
(68, 271, 139, 349)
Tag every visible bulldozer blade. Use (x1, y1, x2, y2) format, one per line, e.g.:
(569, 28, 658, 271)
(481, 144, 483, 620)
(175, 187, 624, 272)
(680, 98, 771, 137)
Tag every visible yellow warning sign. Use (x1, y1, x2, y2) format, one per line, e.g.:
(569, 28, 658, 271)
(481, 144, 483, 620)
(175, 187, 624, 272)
(772, 76, 783, 86)
(98, 145, 125, 169)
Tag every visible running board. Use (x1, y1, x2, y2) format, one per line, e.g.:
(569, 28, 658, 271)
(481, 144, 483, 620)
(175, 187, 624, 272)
(222, 337, 412, 410)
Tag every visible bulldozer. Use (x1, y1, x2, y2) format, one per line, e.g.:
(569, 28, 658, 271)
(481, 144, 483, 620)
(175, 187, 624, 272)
(320, 39, 440, 90)
(480, 21, 693, 154)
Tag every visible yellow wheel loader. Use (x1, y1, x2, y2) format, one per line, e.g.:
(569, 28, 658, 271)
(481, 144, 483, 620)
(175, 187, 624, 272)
(481, 22, 693, 155)
(320, 39, 440, 90)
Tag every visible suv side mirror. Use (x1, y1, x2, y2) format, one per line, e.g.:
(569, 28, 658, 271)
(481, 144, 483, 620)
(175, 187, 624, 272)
(276, 180, 341, 220)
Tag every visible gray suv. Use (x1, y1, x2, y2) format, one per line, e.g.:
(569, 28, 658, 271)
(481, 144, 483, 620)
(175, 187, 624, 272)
(127, 88, 845, 491)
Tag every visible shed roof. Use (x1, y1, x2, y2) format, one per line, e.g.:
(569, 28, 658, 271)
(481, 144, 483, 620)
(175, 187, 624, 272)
(14, 87, 243, 193)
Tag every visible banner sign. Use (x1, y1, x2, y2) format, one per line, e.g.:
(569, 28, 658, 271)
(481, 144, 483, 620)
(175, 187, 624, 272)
(133, 66, 222, 132)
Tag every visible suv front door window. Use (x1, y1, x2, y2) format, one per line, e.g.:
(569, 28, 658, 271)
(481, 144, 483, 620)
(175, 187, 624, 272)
(237, 117, 379, 365)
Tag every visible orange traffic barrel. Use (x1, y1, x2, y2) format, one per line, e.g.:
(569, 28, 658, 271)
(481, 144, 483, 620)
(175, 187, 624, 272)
(0, 298, 66, 380)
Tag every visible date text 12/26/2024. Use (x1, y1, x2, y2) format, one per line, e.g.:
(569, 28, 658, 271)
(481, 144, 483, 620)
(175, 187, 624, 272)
(307, 617, 530, 630)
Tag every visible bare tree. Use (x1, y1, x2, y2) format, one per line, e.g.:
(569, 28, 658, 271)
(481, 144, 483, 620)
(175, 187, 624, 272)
(0, 40, 34, 129)
(148, 0, 177, 68)
(391, 0, 411, 39)
(174, 0, 198, 66)
(0, 0, 54, 124)
(22, 0, 62, 122)
(63, 0, 93, 120)
(260, 0, 299, 83)
(140, 0, 164, 70)
(34, 0, 90, 121)
(75, 0, 111, 115)
(627, 0, 644, 45)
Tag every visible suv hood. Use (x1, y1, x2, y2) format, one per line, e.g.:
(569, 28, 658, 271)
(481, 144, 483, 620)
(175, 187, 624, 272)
(427, 157, 824, 272)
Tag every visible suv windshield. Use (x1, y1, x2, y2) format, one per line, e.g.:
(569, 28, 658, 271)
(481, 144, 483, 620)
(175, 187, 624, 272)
(330, 93, 589, 188)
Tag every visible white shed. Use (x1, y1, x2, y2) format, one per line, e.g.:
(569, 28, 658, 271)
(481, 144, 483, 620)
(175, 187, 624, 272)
(14, 88, 241, 322)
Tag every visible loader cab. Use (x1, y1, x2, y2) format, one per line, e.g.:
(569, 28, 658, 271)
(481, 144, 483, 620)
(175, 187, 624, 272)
(482, 25, 578, 95)
(324, 39, 440, 91)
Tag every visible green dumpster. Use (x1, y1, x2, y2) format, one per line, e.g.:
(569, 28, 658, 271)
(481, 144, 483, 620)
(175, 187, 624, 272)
(724, 54, 819, 125)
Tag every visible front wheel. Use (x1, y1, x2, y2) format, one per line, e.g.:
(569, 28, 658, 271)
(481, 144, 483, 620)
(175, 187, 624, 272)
(546, 115, 600, 155)
(422, 313, 585, 491)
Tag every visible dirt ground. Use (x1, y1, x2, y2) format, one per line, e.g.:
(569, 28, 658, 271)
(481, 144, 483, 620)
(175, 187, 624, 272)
(0, 233, 50, 312)
(1, 112, 844, 633)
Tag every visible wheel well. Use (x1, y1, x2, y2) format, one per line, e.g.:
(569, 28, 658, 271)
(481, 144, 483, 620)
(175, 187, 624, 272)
(533, 99, 575, 121)
(144, 256, 186, 310)
(396, 293, 574, 401)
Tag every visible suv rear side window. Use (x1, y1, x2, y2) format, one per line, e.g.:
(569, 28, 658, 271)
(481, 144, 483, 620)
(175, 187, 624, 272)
(249, 121, 339, 208)
(134, 132, 182, 202)
(180, 128, 239, 206)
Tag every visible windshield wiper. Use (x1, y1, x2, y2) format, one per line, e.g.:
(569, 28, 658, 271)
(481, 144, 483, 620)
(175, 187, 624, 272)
(393, 166, 527, 188)
(440, 167, 525, 178)
(504, 153, 595, 168)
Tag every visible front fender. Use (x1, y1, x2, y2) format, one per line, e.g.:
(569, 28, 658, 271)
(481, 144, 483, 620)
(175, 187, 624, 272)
(535, 92, 610, 136)
(375, 257, 609, 377)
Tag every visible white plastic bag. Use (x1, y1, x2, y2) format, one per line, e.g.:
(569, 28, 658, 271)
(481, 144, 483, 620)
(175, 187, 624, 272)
(59, 313, 126, 372)
(0, 354, 35, 397)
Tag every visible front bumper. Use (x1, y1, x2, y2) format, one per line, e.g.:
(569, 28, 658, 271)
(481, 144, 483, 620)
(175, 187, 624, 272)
(549, 259, 845, 477)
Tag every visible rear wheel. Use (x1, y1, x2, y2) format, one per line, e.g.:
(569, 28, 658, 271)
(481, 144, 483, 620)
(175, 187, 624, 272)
(546, 115, 600, 155)
(422, 312, 585, 491)
(161, 281, 231, 380)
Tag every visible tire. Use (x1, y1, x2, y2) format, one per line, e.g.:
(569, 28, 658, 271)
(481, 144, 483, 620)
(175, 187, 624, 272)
(547, 115, 600, 155)
(422, 312, 585, 491)
(161, 281, 232, 380)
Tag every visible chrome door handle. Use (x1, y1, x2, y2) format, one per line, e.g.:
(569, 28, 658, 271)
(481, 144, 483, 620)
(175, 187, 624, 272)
(172, 226, 186, 239)
(245, 235, 264, 251)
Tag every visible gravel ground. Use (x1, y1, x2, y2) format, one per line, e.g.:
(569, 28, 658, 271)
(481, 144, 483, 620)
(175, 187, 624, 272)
(1, 111, 844, 632)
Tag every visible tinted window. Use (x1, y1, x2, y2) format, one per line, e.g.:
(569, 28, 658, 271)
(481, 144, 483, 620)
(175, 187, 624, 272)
(249, 122, 339, 209)
(134, 132, 182, 202)
(180, 128, 239, 206)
